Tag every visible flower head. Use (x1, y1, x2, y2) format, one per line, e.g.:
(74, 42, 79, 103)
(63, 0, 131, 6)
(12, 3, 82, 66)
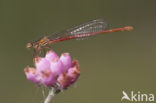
(24, 50, 80, 89)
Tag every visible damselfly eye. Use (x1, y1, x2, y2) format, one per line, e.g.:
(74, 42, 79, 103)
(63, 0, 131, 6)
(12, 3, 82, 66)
(26, 42, 33, 49)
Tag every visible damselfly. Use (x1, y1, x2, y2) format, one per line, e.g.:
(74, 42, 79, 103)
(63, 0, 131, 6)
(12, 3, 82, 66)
(26, 19, 133, 56)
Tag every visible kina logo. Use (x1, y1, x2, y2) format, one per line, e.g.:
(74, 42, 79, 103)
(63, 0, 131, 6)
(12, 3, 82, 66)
(121, 91, 154, 102)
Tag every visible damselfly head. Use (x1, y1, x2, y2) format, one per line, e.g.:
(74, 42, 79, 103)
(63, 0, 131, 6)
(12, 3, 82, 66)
(26, 42, 33, 49)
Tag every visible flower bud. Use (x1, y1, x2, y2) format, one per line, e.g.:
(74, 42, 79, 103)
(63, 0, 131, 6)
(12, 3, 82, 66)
(45, 50, 58, 62)
(60, 53, 72, 72)
(67, 62, 80, 84)
(24, 67, 40, 84)
(35, 57, 50, 72)
(57, 74, 70, 89)
(40, 70, 55, 86)
(50, 58, 64, 76)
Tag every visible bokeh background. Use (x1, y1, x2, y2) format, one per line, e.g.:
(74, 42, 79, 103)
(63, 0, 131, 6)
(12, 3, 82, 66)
(0, 0, 156, 103)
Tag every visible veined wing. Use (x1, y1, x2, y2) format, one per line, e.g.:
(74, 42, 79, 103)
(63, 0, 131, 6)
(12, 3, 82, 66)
(47, 19, 107, 40)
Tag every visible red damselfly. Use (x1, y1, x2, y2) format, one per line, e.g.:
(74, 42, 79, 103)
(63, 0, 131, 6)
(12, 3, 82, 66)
(26, 19, 133, 56)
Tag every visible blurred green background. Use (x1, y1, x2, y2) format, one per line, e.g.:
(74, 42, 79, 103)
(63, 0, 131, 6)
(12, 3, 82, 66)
(0, 0, 156, 103)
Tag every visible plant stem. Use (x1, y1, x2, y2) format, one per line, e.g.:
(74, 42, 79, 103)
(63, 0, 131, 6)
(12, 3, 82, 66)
(44, 88, 55, 103)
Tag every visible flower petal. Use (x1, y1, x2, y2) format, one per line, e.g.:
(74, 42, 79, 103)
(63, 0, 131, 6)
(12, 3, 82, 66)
(67, 60, 80, 84)
(36, 58, 51, 72)
(50, 58, 64, 76)
(40, 70, 55, 86)
(57, 74, 70, 89)
(24, 67, 40, 84)
(60, 53, 72, 72)
(45, 50, 58, 62)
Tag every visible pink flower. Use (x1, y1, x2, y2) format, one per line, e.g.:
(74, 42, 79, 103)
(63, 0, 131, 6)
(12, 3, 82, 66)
(57, 60, 80, 89)
(50, 58, 64, 76)
(35, 57, 50, 72)
(67, 61, 80, 84)
(24, 50, 80, 89)
(60, 53, 72, 72)
(40, 69, 55, 86)
(24, 67, 40, 84)
(45, 50, 58, 62)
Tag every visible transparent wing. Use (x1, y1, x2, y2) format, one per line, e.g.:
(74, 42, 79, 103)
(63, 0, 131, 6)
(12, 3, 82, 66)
(47, 19, 107, 40)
